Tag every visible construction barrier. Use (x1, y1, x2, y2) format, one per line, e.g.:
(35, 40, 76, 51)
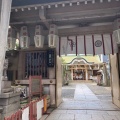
(4, 96, 47, 120)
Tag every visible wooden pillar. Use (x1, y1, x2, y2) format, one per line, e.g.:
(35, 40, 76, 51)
(85, 69, 88, 81)
(0, 0, 12, 93)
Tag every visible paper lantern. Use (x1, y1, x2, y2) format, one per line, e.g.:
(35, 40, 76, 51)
(7, 37, 16, 50)
(20, 26, 29, 49)
(34, 25, 44, 48)
(20, 36, 29, 48)
(48, 34, 58, 48)
(7, 28, 16, 50)
(34, 35, 44, 48)
(48, 24, 58, 48)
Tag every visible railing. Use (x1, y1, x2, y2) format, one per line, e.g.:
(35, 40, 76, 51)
(4, 96, 47, 120)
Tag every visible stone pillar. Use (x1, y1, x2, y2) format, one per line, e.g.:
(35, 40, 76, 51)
(85, 69, 88, 81)
(71, 69, 73, 81)
(48, 67, 55, 106)
(0, 0, 12, 93)
(50, 85, 55, 105)
(102, 64, 107, 86)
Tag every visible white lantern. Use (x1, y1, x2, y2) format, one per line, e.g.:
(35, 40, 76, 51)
(34, 35, 44, 48)
(7, 37, 16, 50)
(7, 28, 16, 50)
(20, 26, 29, 49)
(34, 25, 44, 48)
(48, 24, 58, 48)
(20, 36, 29, 49)
(48, 34, 58, 48)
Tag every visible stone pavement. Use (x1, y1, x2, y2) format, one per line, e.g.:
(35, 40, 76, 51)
(43, 83, 120, 120)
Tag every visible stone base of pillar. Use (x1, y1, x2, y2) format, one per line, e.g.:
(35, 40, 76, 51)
(0, 92, 20, 120)
(1, 80, 11, 89)
(1, 68, 20, 119)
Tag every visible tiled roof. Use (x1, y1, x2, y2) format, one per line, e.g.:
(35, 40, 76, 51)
(12, 0, 69, 7)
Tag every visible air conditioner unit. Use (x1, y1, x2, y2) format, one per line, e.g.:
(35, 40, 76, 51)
(20, 36, 29, 49)
(48, 34, 58, 48)
(34, 35, 44, 48)
(113, 29, 120, 44)
(7, 37, 16, 50)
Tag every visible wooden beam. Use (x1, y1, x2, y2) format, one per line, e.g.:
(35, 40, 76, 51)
(39, 9, 49, 29)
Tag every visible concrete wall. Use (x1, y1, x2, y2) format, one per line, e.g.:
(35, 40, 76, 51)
(110, 54, 120, 108)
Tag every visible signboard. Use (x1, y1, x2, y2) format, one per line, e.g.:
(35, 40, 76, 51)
(29, 76, 42, 100)
(47, 49, 55, 67)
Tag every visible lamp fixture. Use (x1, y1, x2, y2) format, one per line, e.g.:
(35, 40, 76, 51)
(69, 3, 72, 6)
(85, 1, 87, 4)
(15, 9, 18, 12)
(77, 2, 80, 5)
(48, 5, 51, 8)
(41, 6, 44, 9)
(55, 4, 58, 8)
(62, 3, 65, 7)
(92, 0, 95, 4)
(21, 8, 24, 11)
(35, 7, 38, 10)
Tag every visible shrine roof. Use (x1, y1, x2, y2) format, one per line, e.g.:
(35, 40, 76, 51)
(62, 55, 102, 64)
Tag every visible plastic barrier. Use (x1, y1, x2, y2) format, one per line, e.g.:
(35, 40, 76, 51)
(4, 96, 47, 120)
(43, 96, 47, 113)
(22, 107, 29, 120)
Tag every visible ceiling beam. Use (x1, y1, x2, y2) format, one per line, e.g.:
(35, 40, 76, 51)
(58, 24, 113, 36)
(47, 1, 120, 19)
(39, 9, 49, 29)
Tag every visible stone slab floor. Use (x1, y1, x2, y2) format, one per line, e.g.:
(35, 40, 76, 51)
(42, 83, 120, 120)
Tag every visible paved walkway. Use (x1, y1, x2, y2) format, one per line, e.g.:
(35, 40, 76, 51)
(44, 83, 120, 120)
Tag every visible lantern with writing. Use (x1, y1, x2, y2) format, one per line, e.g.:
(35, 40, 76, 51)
(20, 26, 29, 49)
(7, 28, 16, 50)
(34, 25, 44, 48)
(48, 24, 58, 48)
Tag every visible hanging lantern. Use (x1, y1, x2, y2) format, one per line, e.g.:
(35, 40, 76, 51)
(48, 24, 58, 48)
(20, 26, 29, 49)
(34, 25, 44, 48)
(7, 28, 16, 50)
(7, 37, 16, 50)
(48, 34, 58, 48)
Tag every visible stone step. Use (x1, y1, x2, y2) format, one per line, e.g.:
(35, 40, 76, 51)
(2, 88, 14, 93)
(0, 95, 20, 106)
(1, 81, 11, 89)
(0, 92, 20, 98)
(2, 108, 19, 120)
(0, 101, 20, 114)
